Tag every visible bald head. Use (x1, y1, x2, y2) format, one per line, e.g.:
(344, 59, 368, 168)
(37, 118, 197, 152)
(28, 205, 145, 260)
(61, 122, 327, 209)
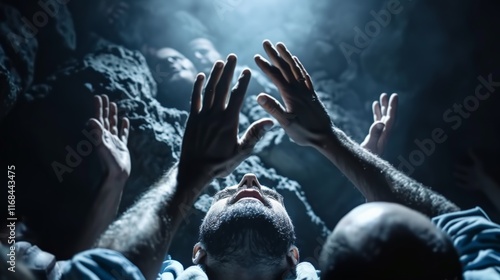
(320, 202, 462, 280)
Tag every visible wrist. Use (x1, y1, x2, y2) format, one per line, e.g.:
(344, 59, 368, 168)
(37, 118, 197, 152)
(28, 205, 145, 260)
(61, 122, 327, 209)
(177, 160, 214, 190)
(311, 126, 340, 151)
(102, 171, 128, 189)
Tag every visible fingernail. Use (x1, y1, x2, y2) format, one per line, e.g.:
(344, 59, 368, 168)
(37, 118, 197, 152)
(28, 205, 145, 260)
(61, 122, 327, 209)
(375, 123, 384, 130)
(257, 96, 266, 105)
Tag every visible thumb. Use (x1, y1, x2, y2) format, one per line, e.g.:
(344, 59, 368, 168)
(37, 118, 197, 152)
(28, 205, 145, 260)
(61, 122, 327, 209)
(369, 122, 385, 140)
(86, 118, 105, 146)
(239, 118, 274, 153)
(257, 93, 291, 127)
(361, 122, 384, 152)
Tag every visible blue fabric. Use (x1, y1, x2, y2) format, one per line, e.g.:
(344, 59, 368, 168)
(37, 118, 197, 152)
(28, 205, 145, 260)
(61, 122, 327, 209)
(60, 248, 145, 280)
(433, 207, 500, 280)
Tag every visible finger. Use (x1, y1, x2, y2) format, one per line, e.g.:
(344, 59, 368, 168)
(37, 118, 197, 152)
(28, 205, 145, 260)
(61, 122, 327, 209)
(361, 122, 385, 153)
(109, 102, 119, 135)
(380, 93, 389, 116)
(254, 55, 288, 90)
(293, 56, 315, 91)
(94, 95, 104, 124)
(256, 93, 291, 127)
(373, 101, 382, 121)
(120, 117, 130, 145)
(202, 61, 225, 111)
(213, 54, 237, 110)
(226, 69, 251, 117)
(276, 43, 303, 81)
(239, 118, 275, 153)
(370, 122, 385, 141)
(386, 93, 399, 128)
(87, 118, 104, 145)
(263, 40, 295, 83)
(191, 73, 205, 114)
(101, 95, 110, 130)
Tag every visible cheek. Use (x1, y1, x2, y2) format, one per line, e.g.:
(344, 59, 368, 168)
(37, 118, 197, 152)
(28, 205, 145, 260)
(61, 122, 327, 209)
(206, 199, 229, 217)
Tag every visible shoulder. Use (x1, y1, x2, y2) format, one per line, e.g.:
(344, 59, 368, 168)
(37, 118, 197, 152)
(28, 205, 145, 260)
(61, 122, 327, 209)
(60, 248, 145, 280)
(432, 207, 500, 279)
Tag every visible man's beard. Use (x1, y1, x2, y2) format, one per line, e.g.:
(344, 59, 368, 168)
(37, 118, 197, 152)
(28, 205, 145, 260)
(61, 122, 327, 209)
(199, 200, 296, 266)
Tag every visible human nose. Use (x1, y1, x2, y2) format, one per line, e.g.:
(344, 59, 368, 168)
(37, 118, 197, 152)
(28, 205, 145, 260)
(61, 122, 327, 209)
(238, 173, 262, 190)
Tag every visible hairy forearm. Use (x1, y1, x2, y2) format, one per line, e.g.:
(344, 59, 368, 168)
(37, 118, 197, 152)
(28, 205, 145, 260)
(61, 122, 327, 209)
(96, 164, 210, 279)
(76, 176, 126, 252)
(314, 127, 459, 217)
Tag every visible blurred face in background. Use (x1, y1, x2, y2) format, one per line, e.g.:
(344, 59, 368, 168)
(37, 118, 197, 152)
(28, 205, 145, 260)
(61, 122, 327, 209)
(153, 47, 198, 111)
(188, 38, 223, 75)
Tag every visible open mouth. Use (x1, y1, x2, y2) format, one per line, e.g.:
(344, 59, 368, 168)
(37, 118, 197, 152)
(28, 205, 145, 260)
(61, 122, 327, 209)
(229, 189, 268, 206)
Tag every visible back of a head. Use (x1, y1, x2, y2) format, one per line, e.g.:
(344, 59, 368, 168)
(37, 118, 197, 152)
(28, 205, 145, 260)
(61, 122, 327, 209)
(319, 202, 463, 280)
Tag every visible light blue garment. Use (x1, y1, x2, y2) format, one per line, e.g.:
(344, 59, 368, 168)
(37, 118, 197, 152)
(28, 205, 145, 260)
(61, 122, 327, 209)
(433, 207, 500, 280)
(159, 258, 320, 280)
(60, 248, 145, 280)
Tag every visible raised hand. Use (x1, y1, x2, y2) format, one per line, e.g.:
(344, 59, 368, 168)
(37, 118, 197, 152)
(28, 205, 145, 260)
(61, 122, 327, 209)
(76, 95, 130, 252)
(361, 93, 398, 156)
(454, 150, 488, 191)
(179, 54, 274, 179)
(254, 40, 333, 147)
(87, 95, 131, 181)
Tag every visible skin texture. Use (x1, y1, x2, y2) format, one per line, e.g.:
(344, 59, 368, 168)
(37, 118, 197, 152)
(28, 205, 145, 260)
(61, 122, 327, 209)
(319, 202, 462, 280)
(151, 47, 198, 111)
(96, 41, 460, 280)
(188, 38, 223, 75)
(194, 174, 299, 280)
(97, 54, 274, 280)
(254, 40, 459, 217)
(76, 95, 130, 252)
(360, 93, 399, 156)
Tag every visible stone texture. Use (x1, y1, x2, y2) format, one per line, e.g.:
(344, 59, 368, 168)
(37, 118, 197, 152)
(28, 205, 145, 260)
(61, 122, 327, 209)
(0, 3, 38, 120)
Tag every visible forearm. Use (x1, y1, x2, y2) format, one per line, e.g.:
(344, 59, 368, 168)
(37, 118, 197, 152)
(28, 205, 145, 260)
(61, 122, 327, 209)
(96, 164, 210, 280)
(76, 176, 126, 252)
(314, 126, 459, 217)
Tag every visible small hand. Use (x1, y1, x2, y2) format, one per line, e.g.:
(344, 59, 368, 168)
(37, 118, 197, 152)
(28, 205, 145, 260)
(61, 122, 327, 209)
(87, 95, 131, 182)
(454, 150, 487, 191)
(180, 54, 274, 179)
(361, 93, 398, 155)
(254, 41, 333, 147)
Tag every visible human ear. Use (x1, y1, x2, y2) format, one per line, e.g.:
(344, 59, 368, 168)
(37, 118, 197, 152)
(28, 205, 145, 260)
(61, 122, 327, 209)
(287, 245, 299, 266)
(192, 242, 207, 264)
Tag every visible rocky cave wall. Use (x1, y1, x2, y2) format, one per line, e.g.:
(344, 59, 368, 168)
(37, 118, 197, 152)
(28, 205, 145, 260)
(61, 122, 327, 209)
(1, 0, 500, 267)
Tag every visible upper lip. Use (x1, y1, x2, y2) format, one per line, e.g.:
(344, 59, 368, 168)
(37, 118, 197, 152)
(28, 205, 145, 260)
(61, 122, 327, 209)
(229, 188, 269, 206)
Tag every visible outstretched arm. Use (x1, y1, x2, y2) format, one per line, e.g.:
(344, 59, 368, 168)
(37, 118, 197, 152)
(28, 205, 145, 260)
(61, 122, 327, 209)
(255, 41, 459, 217)
(96, 55, 272, 279)
(360, 93, 398, 156)
(75, 94, 130, 252)
(455, 150, 500, 213)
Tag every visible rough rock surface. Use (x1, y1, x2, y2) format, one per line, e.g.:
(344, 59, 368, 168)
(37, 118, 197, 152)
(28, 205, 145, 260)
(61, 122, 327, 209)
(0, 3, 37, 120)
(2, 0, 500, 269)
(1, 36, 331, 263)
